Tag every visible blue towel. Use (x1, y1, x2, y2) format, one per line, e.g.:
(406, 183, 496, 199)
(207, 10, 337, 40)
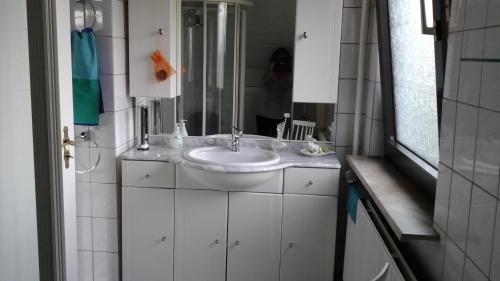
(71, 28, 103, 126)
(346, 183, 365, 223)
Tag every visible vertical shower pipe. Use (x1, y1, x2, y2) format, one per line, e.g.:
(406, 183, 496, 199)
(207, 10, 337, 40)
(352, 0, 370, 155)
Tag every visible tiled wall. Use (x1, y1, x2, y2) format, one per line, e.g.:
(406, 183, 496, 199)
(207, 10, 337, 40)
(73, 1, 134, 281)
(407, 1, 500, 280)
(334, 0, 384, 171)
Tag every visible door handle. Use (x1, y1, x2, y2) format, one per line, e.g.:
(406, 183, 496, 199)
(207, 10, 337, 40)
(369, 262, 389, 281)
(62, 126, 76, 169)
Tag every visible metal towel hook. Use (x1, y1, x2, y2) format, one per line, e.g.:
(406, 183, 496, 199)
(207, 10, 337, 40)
(76, 131, 101, 174)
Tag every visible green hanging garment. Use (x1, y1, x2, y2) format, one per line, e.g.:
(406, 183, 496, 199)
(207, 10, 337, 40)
(71, 28, 103, 126)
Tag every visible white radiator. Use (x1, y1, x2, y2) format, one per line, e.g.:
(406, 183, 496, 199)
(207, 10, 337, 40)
(343, 201, 417, 281)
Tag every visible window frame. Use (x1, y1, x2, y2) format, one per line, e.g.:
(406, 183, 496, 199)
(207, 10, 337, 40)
(375, 0, 448, 197)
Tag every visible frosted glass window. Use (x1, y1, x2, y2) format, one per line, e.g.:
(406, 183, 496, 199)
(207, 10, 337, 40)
(388, 0, 439, 167)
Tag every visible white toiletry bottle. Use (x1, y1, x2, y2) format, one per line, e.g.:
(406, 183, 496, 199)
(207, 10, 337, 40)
(173, 123, 183, 149)
(180, 120, 188, 137)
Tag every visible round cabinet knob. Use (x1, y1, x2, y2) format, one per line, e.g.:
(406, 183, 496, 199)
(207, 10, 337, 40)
(214, 239, 220, 244)
(303, 32, 308, 38)
(307, 180, 314, 186)
(234, 241, 240, 246)
(145, 174, 150, 179)
(161, 236, 167, 242)
(288, 242, 295, 248)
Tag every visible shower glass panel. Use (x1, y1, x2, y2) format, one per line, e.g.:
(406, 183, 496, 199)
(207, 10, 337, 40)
(177, 0, 249, 136)
(206, 3, 236, 135)
(179, 2, 204, 136)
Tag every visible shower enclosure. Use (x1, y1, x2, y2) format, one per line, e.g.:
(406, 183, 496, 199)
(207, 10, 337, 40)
(177, 0, 252, 136)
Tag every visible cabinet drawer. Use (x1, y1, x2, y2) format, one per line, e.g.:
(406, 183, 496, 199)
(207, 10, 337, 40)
(122, 160, 175, 188)
(284, 168, 339, 196)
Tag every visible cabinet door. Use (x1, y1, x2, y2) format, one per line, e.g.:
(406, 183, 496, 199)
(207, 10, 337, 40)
(129, 0, 178, 98)
(292, 0, 343, 103)
(174, 189, 228, 281)
(280, 194, 337, 281)
(122, 187, 174, 281)
(227, 193, 282, 281)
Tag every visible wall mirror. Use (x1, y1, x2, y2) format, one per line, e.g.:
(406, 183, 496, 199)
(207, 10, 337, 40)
(131, 0, 341, 142)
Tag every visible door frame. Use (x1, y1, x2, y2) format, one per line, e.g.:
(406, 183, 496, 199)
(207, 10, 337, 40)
(26, 0, 76, 280)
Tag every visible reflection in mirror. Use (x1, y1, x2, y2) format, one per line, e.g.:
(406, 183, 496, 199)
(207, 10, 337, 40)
(156, 0, 334, 142)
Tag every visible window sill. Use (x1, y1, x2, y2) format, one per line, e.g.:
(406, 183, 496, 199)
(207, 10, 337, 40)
(347, 155, 439, 241)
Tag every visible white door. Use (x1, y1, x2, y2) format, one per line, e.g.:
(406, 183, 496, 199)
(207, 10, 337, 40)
(174, 189, 228, 281)
(0, 0, 77, 280)
(227, 192, 282, 281)
(122, 187, 174, 281)
(292, 0, 343, 104)
(280, 194, 337, 281)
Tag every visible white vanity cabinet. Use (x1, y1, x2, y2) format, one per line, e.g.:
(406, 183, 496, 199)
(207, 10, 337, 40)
(122, 160, 340, 281)
(227, 193, 282, 281)
(280, 194, 338, 281)
(122, 187, 175, 281)
(174, 189, 228, 281)
(292, 0, 343, 104)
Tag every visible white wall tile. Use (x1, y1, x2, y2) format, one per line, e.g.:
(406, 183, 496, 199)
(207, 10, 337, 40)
(78, 251, 94, 281)
(443, 32, 464, 101)
(442, 238, 465, 281)
(0, 0, 27, 29)
(458, 62, 482, 106)
(343, 0, 362, 8)
(77, 182, 92, 217)
(372, 83, 382, 120)
(367, 7, 378, 44)
(341, 8, 361, 44)
(412, 226, 446, 281)
(465, 0, 488, 29)
(335, 114, 355, 146)
(337, 79, 357, 114)
(466, 186, 496, 274)
(479, 63, 500, 112)
(448, 172, 472, 250)
(91, 183, 118, 218)
(339, 44, 359, 79)
(366, 44, 380, 82)
(114, 108, 135, 148)
(90, 148, 118, 184)
(462, 29, 485, 59)
(473, 109, 500, 196)
(96, 37, 127, 75)
(490, 202, 500, 280)
(93, 252, 119, 281)
(334, 146, 353, 170)
(100, 74, 132, 112)
(91, 112, 116, 148)
(484, 27, 500, 59)
(463, 258, 488, 281)
(362, 116, 371, 155)
(368, 120, 384, 157)
(487, 0, 500, 26)
(92, 218, 119, 252)
(363, 81, 375, 118)
(453, 104, 478, 181)
(435, 165, 452, 230)
(77, 217, 93, 251)
(440, 100, 457, 167)
(449, 0, 467, 32)
(111, 0, 126, 38)
(76, 147, 91, 183)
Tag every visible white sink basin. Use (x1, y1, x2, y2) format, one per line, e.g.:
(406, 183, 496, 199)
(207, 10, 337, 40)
(184, 146, 280, 167)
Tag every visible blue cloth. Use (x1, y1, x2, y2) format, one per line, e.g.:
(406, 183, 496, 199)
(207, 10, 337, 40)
(71, 28, 103, 126)
(346, 183, 365, 223)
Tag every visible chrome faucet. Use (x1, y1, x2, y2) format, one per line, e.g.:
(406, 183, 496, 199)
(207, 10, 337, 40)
(232, 127, 243, 152)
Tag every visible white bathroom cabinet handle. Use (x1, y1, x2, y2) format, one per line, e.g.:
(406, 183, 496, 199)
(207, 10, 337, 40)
(369, 262, 389, 281)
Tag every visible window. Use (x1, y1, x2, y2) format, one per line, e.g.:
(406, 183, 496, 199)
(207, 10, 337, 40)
(376, 0, 447, 192)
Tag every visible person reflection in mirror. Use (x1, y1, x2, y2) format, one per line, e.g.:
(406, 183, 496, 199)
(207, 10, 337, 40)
(256, 48, 293, 137)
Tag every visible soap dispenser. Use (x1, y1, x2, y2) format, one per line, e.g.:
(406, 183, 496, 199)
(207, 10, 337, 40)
(180, 120, 188, 137)
(171, 123, 183, 150)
